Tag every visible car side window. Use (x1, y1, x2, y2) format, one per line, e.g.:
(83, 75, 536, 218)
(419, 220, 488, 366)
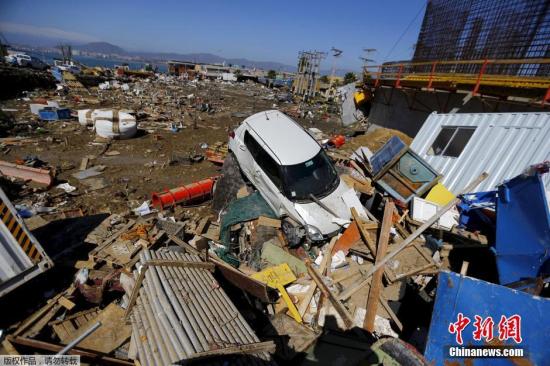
(244, 131, 282, 189)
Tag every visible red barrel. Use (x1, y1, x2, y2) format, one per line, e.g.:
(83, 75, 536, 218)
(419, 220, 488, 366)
(151, 176, 219, 209)
(330, 135, 346, 148)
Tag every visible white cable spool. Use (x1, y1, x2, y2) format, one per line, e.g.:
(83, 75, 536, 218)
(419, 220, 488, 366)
(77, 109, 94, 126)
(93, 109, 137, 139)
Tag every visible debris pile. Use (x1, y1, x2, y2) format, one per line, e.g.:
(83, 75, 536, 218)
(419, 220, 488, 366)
(0, 66, 548, 365)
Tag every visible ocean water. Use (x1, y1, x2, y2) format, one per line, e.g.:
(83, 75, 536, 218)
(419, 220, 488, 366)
(28, 51, 168, 73)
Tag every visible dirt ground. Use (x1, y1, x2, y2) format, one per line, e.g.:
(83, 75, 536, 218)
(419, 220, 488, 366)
(0, 77, 359, 218)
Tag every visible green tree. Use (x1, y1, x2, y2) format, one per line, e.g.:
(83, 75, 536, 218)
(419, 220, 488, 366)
(267, 70, 277, 79)
(233, 69, 242, 76)
(319, 75, 329, 83)
(343, 72, 357, 84)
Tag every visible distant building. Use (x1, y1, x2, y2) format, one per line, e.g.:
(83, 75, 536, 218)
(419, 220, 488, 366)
(414, 0, 550, 75)
(167, 61, 200, 79)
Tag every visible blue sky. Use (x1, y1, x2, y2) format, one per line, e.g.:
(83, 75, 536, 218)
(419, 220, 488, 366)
(0, 0, 426, 71)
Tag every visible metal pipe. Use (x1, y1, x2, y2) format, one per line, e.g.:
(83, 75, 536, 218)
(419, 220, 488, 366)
(137, 294, 173, 365)
(131, 309, 153, 366)
(57, 321, 101, 355)
(142, 251, 193, 358)
(156, 253, 229, 349)
(138, 256, 180, 363)
(150, 250, 209, 352)
(156, 250, 232, 345)
(164, 251, 251, 344)
(182, 252, 256, 344)
(132, 270, 159, 366)
(176, 252, 256, 344)
(143, 278, 188, 360)
(185, 252, 260, 342)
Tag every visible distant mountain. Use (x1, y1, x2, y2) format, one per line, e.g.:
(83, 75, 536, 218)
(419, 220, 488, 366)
(7, 37, 357, 74)
(75, 42, 125, 55)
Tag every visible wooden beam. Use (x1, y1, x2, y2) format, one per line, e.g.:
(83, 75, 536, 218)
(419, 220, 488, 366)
(185, 341, 276, 360)
(339, 172, 488, 301)
(460, 261, 470, 275)
(351, 207, 377, 255)
(297, 237, 336, 318)
(306, 262, 354, 330)
(364, 201, 394, 331)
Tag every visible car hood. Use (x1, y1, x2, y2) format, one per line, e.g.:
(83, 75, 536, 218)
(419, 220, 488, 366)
(292, 180, 366, 235)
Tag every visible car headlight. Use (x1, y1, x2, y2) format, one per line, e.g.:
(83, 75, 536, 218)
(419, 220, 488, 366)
(305, 225, 324, 242)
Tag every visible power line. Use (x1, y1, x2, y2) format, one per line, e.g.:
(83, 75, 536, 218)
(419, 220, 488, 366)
(383, 2, 427, 62)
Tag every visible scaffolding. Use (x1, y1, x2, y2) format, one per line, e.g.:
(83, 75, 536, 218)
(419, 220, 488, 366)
(413, 0, 550, 76)
(292, 51, 326, 100)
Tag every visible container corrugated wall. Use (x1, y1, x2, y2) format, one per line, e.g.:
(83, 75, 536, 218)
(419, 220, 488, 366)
(0, 187, 53, 297)
(410, 112, 550, 194)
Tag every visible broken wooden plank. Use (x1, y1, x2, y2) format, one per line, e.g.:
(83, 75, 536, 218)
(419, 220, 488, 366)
(51, 308, 101, 343)
(67, 303, 131, 353)
(364, 201, 394, 332)
(297, 237, 337, 318)
(339, 172, 488, 301)
(351, 207, 377, 255)
(58, 296, 76, 311)
(187, 341, 276, 359)
(306, 261, 354, 330)
(14, 286, 76, 338)
(460, 261, 470, 275)
(257, 215, 282, 228)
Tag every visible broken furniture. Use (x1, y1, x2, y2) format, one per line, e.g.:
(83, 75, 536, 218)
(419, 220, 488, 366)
(371, 136, 440, 203)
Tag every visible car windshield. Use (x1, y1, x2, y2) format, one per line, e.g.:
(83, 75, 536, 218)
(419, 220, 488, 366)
(281, 150, 339, 201)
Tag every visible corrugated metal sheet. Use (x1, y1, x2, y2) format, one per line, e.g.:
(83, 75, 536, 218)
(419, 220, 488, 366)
(410, 112, 550, 194)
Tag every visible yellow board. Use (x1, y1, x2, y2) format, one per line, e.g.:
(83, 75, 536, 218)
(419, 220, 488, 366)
(354, 91, 367, 105)
(251, 263, 296, 287)
(425, 183, 455, 206)
(251, 264, 302, 323)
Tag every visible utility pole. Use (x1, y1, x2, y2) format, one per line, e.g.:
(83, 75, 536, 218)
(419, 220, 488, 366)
(330, 47, 343, 83)
(359, 48, 377, 77)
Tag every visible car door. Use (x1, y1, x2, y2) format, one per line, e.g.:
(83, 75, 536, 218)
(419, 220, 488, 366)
(243, 131, 284, 215)
(231, 126, 255, 181)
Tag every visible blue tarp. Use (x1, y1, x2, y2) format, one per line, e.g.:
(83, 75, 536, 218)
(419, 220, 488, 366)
(495, 173, 550, 284)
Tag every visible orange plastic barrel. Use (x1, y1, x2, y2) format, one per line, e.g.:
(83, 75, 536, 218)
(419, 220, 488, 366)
(151, 176, 219, 209)
(330, 135, 346, 148)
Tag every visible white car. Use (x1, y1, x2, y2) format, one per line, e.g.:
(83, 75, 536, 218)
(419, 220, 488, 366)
(228, 110, 367, 244)
(12, 53, 32, 66)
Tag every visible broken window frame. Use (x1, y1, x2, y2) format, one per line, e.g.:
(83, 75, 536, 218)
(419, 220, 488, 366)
(429, 126, 476, 158)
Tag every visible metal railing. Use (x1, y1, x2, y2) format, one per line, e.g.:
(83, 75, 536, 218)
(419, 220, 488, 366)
(364, 58, 550, 104)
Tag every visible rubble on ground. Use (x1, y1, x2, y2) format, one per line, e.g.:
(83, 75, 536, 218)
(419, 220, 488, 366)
(0, 67, 548, 366)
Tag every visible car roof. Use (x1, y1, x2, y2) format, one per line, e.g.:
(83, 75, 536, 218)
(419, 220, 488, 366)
(244, 110, 321, 165)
